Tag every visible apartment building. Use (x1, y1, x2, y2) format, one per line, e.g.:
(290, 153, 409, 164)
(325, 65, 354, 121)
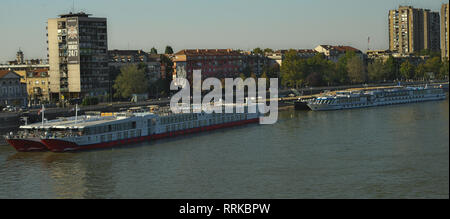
(108, 49, 162, 82)
(442, 3, 449, 60)
(173, 49, 245, 81)
(389, 6, 440, 54)
(47, 12, 108, 101)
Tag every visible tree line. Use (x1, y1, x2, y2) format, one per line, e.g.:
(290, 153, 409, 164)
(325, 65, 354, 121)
(279, 49, 449, 89)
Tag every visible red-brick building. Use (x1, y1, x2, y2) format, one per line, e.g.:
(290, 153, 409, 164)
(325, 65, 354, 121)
(173, 49, 246, 81)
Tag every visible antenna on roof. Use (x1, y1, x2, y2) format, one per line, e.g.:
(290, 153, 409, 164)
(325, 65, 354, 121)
(71, 0, 75, 13)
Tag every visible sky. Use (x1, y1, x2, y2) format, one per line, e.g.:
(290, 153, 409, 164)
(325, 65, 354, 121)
(0, 0, 447, 62)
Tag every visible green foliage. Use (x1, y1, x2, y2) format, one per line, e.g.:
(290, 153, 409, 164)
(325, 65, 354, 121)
(161, 54, 173, 81)
(415, 49, 441, 58)
(347, 55, 366, 84)
(424, 57, 442, 74)
(137, 62, 148, 71)
(280, 51, 335, 88)
(438, 60, 449, 80)
(81, 96, 99, 106)
(252, 48, 264, 55)
(400, 60, 415, 80)
(165, 46, 174, 54)
(280, 50, 305, 88)
(113, 64, 149, 99)
(368, 59, 388, 82)
(384, 55, 400, 80)
(262, 64, 280, 79)
(415, 63, 427, 80)
(263, 48, 274, 54)
(242, 65, 252, 78)
(150, 47, 158, 54)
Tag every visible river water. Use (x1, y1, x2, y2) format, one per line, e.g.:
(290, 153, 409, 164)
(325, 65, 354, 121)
(0, 99, 448, 198)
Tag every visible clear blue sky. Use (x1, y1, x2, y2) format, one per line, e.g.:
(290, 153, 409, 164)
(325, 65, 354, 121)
(0, 0, 447, 62)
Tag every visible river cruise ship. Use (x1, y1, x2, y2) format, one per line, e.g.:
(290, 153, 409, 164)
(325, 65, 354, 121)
(307, 85, 447, 111)
(6, 104, 260, 152)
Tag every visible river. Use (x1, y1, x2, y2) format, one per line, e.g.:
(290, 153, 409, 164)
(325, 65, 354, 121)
(0, 99, 448, 198)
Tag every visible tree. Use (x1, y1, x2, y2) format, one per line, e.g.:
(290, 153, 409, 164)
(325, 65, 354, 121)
(438, 60, 449, 80)
(367, 59, 387, 82)
(347, 56, 366, 84)
(252, 48, 264, 55)
(165, 46, 174, 54)
(242, 65, 252, 78)
(113, 64, 149, 99)
(424, 56, 442, 75)
(385, 55, 400, 80)
(415, 63, 427, 80)
(399, 60, 415, 80)
(280, 49, 305, 89)
(263, 48, 274, 54)
(150, 47, 158, 54)
(262, 64, 280, 79)
(305, 72, 323, 87)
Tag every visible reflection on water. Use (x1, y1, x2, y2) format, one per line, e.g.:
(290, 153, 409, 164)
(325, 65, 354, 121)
(0, 99, 448, 198)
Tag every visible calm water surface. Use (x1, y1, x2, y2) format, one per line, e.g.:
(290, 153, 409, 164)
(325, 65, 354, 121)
(0, 99, 448, 198)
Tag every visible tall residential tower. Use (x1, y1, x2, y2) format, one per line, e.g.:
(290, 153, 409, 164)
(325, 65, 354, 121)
(389, 6, 440, 55)
(442, 3, 449, 60)
(47, 12, 108, 101)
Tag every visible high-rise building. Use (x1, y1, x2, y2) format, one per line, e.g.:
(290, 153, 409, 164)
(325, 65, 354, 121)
(442, 3, 449, 60)
(47, 12, 108, 101)
(389, 6, 440, 55)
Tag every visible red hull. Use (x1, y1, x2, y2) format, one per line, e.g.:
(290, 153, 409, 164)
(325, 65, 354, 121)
(41, 118, 260, 152)
(6, 139, 48, 152)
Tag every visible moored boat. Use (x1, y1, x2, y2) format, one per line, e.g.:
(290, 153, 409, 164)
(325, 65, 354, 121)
(307, 85, 447, 111)
(7, 103, 261, 152)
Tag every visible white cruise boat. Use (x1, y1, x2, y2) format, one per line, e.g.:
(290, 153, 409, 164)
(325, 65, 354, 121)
(6, 104, 260, 152)
(307, 85, 447, 111)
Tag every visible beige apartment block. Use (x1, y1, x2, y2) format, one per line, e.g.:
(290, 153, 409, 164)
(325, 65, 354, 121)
(47, 12, 108, 101)
(389, 6, 440, 55)
(442, 3, 449, 61)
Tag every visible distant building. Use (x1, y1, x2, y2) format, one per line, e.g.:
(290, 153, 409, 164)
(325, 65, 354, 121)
(173, 49, 245, 81)
(0, 50, 49, 84)
(47, 12, 108, 101)
(366, 50, 393, 61)
(388, 6, 440, 55)
(266, 49, 318, 66)
(442, 3, 449, 61)
(25, 69, 50, 105)
(108, 49, 162, 82)
(241, 52, 269, 76)
(314, 45, 363, 62)
(0, 70, 27, 106)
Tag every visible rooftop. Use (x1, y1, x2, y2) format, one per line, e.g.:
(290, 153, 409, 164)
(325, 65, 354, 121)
(59, 12, 91, 18)
(175, 49, 240, 56)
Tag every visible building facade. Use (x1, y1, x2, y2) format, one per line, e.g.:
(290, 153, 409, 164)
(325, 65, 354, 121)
(25, 69, 50, 105)
(47, 12, 108, 101)
(389, 6, 440, 55)
(108, 49, 162, 82)
(0, 50, 49, 84)
(0, 70, 27, 107)
(442, 3, 449, 61)
(266, 49, 318, 67)
(314, 45, 363, 62)
(173, 49, 245, 81)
